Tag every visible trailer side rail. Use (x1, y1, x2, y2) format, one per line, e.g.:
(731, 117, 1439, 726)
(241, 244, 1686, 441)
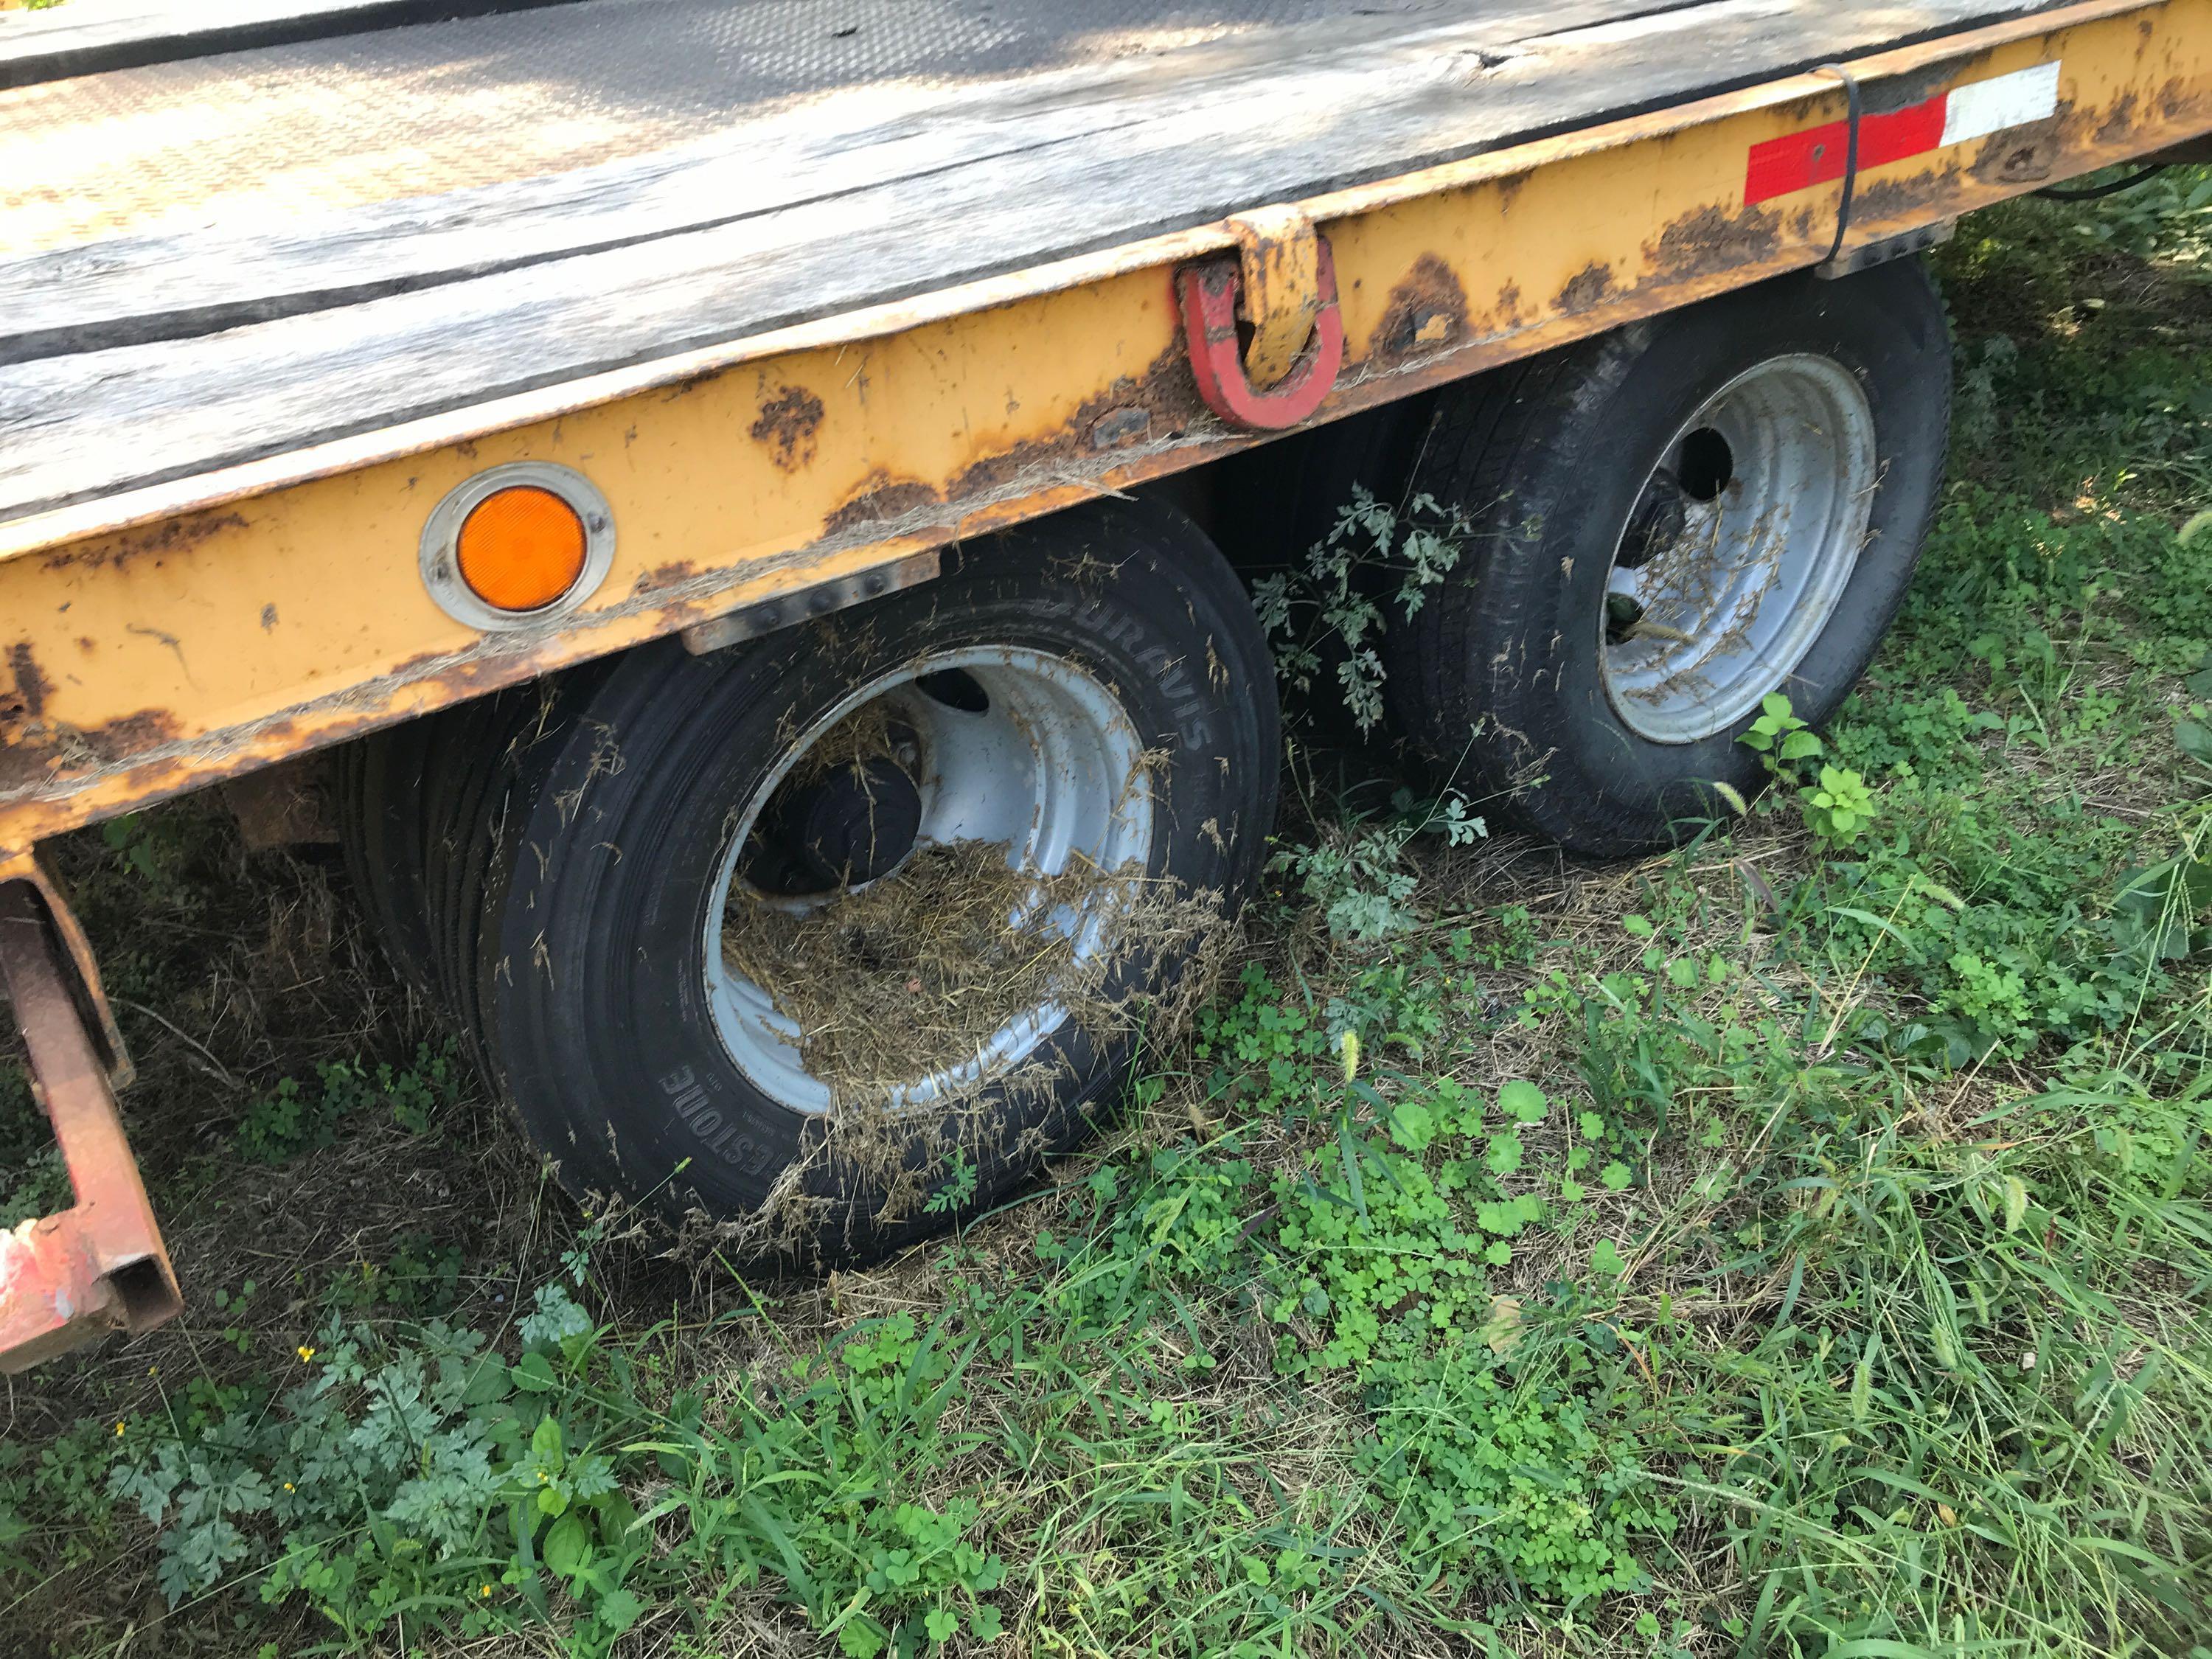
(1, 0, 2205, 861)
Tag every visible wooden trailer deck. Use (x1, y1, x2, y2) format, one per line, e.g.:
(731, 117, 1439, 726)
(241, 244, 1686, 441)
(1, 0, 2078, 529)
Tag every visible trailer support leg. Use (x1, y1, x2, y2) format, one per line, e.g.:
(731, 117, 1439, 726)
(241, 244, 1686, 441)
(0, 865, 178, 1374)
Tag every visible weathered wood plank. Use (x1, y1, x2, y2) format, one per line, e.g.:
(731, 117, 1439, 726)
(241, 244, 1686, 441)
(0, 0, 1666, 360)
(0, 0, 2061, 524)
(0, 0, 1545, 260)
(0, 0, 578, 91)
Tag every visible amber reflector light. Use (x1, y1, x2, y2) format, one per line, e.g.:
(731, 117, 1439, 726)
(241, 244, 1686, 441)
(455, 486, 588, 613)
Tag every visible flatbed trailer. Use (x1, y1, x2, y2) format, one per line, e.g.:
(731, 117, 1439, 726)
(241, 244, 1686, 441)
(1, 0, 2208, 1371)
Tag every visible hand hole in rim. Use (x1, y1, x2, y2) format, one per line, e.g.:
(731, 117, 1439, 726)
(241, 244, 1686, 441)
(1599, 353, 1877, 745)
(704, 648, 1155, 1116)
(1675, 426, 1736, 502)
(916, 667, 992, 713)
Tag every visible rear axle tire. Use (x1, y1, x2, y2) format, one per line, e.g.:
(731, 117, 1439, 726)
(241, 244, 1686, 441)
(1382, 262, 1952, 856)
(341, 498, 1277, 1261)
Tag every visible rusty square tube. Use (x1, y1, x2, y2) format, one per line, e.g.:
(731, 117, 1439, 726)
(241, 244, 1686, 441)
(0, 880, 180, 1374)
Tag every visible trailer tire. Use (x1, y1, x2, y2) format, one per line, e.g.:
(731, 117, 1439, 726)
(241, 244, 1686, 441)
(1382, 262, 1950, 856)
(346, 498, 1276, 1261)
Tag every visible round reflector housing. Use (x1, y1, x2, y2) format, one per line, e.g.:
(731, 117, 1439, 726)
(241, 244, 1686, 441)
(420, 462, 614, 632)
(456, 487, 587, 613)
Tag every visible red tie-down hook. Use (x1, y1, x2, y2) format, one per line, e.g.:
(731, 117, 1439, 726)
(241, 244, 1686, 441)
(1177, 207, 1344, 431)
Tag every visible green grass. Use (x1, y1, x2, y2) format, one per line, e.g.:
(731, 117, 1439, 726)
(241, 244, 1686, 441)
(4, 181, 2212, 1658)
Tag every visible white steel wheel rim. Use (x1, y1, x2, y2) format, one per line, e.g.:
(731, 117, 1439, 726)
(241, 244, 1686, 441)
(703, 647, 1154, 1116)
(1598, 353, 1878, 745)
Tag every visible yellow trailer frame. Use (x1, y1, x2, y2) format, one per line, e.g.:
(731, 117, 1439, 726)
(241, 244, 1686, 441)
(1, 0, 2208, 1368)
(3, 0, 2206, 856)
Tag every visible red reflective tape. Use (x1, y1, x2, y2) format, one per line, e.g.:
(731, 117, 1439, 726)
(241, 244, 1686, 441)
(1744, 93, 1949, 204)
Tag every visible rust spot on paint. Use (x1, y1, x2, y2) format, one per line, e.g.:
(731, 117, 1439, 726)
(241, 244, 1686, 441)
(948, 341, 1198, 504)
(1371, 254, 1470, 362)
(1852, 172, 1948, 227)
(1996, 141, 2053, 184)
(6, 644, 50, 721)
(632, 560, 700, 597)
(1648, 204, 1781, 279)
(1968, 120, 2059, 187)
(0, 706, 184, 794)
(750, 386, 825, 472)
(1554, 262, 1615, 316)
(2154, 76, 2207, 126)
(41, 511, 248, 575)
(1088, 406, 1152, 448)
(2096, 91, 2142, 146)
(824, 471, 942, 537)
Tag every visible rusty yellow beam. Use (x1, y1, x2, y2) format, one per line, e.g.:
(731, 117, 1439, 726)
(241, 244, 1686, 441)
(1, 0, 2206, 854)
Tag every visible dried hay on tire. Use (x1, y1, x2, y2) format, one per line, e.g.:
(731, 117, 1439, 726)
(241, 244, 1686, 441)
(712, 835, 1228, 1245)
(719, 838, 1220, 1106)
(720, 839, 1106, 1099)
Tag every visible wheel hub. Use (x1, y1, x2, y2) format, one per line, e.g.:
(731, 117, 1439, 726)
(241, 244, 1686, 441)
(1598, 355, 1877, 745)
(779, 757, 922, 887)
(705, 649, 1155, 1115)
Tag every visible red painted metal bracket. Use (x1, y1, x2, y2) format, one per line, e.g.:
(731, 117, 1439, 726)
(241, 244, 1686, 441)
(0, 866, 179, 1374)
(1176, 234, 1343, 431)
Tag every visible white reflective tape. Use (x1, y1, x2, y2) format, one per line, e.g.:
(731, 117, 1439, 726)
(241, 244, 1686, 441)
(1941, 61, 2062, 147)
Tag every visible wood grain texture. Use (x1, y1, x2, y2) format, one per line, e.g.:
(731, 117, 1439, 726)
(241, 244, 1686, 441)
(1, 0, 1680, 359)
(0, 0, 2058, 524)
(0, 0, 577, 90)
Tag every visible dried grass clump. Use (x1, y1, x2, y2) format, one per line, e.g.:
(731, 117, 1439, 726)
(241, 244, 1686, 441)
(720, 839, 1130, 1100)
(700, 842, 1228, 1251)
(787, 696, 910, 789)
